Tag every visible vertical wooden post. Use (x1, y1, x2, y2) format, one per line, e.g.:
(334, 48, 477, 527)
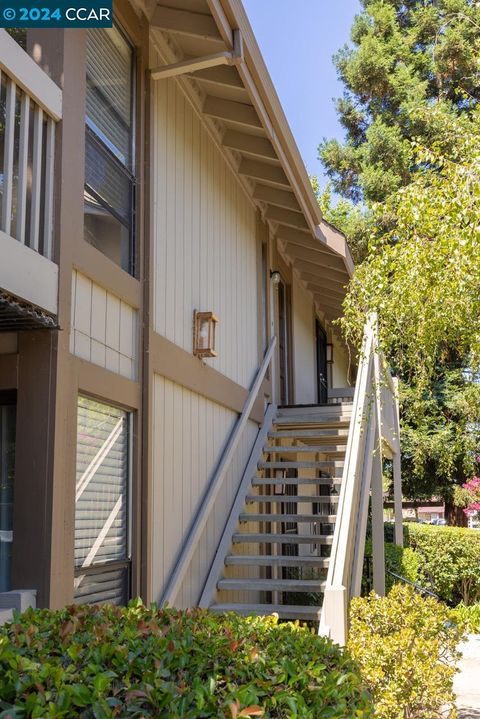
(392, 378, 403, 546)
(371, 445, 385, 595)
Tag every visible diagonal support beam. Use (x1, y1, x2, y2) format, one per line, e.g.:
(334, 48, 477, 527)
(151, 29, 243, 81)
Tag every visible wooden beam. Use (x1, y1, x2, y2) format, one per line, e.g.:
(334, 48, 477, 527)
(304, 282, 346, 300)
(294, 259, 349, 285)
(286, 243, 349, 274)
(312, 294, 343, 313)
(277, 225, 342, 258)
(191, 64, 243, 87)
(203, 95, 261, 128)
(222, 129, 276, 160)
(265, 204, 309, 230)
(206, 0, 234, 49)
(239, 158, 289, 187)
(151, 51, 232, 80)
(253, 184, 301, 211)
(151, 6, 222, 42)
(299, 270, 348, 295)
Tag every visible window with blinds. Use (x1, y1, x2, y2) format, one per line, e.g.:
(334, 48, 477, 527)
(84, 25, 136, 275)
(74, 396, 131, 606)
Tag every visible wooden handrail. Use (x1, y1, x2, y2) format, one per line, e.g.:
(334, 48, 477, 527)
(160, 336, 277, 606)
(320, 314, 402, 644)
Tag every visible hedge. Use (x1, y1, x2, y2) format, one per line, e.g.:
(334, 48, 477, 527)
(0, 601, 373, 719)
(452, 602, 480, 633)
(348, 584, 463, 719)
(405, 523, 480, 605)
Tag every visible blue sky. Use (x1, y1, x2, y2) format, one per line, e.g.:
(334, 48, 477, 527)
(242, 0, 361, 188)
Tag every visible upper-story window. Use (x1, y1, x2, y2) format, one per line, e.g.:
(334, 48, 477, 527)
(84, 25, 136, 275)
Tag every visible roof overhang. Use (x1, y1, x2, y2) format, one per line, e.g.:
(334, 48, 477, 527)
(139, 0, 353, 321)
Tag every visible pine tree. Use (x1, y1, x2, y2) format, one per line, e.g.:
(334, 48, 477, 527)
(319, 0, 480, 204)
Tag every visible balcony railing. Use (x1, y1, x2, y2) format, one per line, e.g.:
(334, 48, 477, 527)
(0, 29, 62, 259)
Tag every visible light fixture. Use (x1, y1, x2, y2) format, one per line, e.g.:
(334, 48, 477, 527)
(193, 311, 218, 358)
(270, 270, 281, 286)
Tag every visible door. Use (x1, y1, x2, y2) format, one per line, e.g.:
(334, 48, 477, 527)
(316, 320, 328, 404)
(0, 392, 16, 592)
(276, 278, 291, 405)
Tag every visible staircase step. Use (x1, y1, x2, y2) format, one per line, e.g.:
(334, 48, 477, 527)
(258, 461, 341, 470)
(233, 532, 334, 545)
(263, 445, 346, 455)
(269, 429, 348, 439)
(210, 603, 322, 621)
(251, 477, 341, 486)
(239, 513, 337, 523)
(224, 555, 330, 569)
(217, 578, 326, 592)
(274, 416, 351, 427)
(247, 494, 339, 503)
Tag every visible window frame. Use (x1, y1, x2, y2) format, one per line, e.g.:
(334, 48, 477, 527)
(83, 21, 138, 277)
(73, 394, 134, 605)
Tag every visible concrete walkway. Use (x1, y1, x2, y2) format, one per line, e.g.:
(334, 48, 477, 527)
(454, 635, 480, 718)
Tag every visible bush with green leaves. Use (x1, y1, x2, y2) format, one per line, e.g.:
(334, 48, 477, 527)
(348, 585, 463, 719)
(452, 603, 480, 634)
(363, 538, 420, 593)
(0, 601, 373, 719)
(406, 524, 480, 605)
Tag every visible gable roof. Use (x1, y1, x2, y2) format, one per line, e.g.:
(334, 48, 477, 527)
(142, 0, 353, 321)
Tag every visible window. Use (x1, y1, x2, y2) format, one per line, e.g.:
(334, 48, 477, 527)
(74, 396, 131, 605)
(84, 26, 136, 274)
(0, 393, 16, 593)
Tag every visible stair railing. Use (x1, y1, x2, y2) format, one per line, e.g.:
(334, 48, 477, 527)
(319, 314, 402, 645)
(160, 336, 277, 607)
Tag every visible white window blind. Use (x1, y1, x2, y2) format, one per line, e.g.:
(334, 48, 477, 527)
(86, 27, 133, 168)
(74, 396, 130, 605)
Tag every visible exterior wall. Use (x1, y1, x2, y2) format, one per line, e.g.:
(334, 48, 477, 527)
(151, 374, 258, 607)
(331, 332, 350, 388)
(151, 69, 259, 389)
(291, 276, 316, 404)
(70, 270, 138, 381)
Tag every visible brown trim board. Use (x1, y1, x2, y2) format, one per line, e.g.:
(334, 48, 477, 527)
(150, 332, 264, 424)
(74, 357, 141, 410)
(0, 353, 18, 389)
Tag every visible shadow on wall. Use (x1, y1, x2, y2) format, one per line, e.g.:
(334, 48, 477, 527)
(458, 709, 480, 719)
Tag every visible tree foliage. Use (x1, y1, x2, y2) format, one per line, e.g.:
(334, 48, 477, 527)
(339, 107, 480, 385)
(319, 0, 480, 205)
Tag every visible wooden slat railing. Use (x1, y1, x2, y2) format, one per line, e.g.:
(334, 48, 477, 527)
(319, 314, 402, 645)
(0, 30, 62, 259)
(160, 336, 277, 606)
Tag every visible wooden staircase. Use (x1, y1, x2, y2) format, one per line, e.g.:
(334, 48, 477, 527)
(201, 403, 353, 621)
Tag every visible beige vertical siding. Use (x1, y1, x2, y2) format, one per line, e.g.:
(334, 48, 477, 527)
(151, 72, 259, 389)
(332, 332, 350, 388)
(292, 277, 316, 404)
(151, 374, 258, 607)
(70, 270, 138, 380)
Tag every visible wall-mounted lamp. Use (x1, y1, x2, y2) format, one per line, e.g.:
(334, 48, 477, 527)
(270, 270, 281, 286)
(193, 311, 218, 358)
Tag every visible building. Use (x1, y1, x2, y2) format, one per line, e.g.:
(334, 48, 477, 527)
(0, 0, 402, 644)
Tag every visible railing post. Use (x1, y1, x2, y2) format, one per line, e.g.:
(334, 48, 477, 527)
(392, 378, 403, 547)
(371, 447, 385, 595)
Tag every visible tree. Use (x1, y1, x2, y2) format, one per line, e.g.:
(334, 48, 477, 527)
(319, 0, 480, 206)
(339, 107, 480, 524)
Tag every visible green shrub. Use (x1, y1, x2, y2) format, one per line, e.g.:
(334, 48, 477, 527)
(363, 539, 420, 593)
(452, 602, 480, 633)
(0, 601, 373, 719)
(348, 584, 463, 719)
(406, 524, 480, 605)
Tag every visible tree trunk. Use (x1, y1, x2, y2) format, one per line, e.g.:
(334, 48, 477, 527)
(444, 497, 468, 527)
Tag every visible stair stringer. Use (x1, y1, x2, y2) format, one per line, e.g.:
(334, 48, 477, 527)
(198, 402, 277, 607)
